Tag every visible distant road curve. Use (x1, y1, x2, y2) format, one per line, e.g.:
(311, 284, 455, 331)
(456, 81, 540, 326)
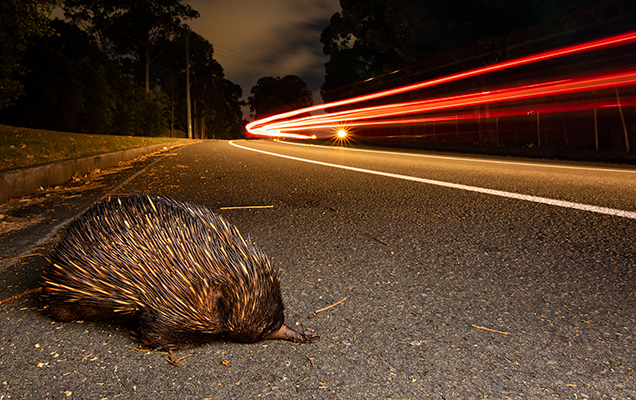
(229, 140, 636, 220)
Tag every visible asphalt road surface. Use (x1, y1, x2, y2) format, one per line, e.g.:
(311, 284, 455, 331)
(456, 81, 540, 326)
(1, 139, 635, 399)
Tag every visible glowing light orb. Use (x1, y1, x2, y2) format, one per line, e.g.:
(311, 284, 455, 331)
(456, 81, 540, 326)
(337, 129, 348, 138)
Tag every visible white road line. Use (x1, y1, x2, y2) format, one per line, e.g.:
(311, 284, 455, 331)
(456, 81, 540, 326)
(276, 139, 636, 174)
(229, 141, 636, 219)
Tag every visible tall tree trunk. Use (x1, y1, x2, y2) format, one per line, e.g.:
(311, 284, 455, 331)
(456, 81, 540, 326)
(200, 97, 205, 139)
(616, 88, 630, 151)
(193, 100, 198, 139)
(145, 34, 150, 93)
(185, 35, 192, 139)
(170, 78, 174, 138)
(559, 112, 570, 149)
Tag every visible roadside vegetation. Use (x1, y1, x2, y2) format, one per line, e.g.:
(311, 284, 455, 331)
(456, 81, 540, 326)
(0, 1, 246, 140)
(0, 124, 185, 170)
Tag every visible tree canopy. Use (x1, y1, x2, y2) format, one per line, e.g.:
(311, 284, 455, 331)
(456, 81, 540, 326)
(248, 75, 314, 120)
(0, 0, 246, 139)
(63, 0, 199, 92)
(320, 0, 636, 102)
(0, 0, 60, 109)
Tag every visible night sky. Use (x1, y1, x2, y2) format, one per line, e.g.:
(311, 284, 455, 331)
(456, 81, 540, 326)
(185, 0, 340, 106)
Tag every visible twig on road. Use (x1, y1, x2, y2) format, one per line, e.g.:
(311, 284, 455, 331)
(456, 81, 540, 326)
(370, 234, 389, 246)
(471, 324, 509, 335)
(125, 345, 150, 353)
(0, 287, 42, 306)
(315, 297, 347, 313)
(0, 253, 41, 264)
(219, 205, 274, 210)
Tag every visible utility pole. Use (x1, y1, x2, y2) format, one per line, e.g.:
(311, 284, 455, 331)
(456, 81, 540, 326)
(186, 34, 192, 139)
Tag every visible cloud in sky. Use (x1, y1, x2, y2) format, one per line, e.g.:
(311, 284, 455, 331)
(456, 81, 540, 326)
(185, 0, 341, 107)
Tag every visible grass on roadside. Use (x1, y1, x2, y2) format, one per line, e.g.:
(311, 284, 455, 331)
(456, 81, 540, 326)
(0, 124, 188, 170)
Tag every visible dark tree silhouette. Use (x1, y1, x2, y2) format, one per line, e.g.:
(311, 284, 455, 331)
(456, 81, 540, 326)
(1, 19, 169, 136)
(2, 2, 246, 138)
(154, 31, 245, 139)
(63, 0, 199, 92)
(0, 0, 58, 109)
(248, 75, 313, 120)
(320, 0, 636, 102)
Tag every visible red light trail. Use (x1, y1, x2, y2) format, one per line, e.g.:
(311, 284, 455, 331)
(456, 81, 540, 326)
(245, 30, 636, 139)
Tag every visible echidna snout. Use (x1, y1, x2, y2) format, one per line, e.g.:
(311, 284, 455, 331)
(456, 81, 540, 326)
(264, 324, 320, 343)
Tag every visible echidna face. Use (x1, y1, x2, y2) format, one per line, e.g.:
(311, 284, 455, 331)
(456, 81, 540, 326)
(259, 306, 285, 340)
(221, 281, 287, 344)
(225, 301, 285, 344)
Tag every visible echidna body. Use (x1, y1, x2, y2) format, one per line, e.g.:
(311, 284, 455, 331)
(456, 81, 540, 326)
(41, 194, 318, 350)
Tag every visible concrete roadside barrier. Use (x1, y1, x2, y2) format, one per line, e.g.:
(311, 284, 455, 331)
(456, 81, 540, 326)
(0, 142, 187, 204)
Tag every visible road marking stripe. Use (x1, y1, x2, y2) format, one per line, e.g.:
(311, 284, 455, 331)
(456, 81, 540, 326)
(276, 139, 636, 174)
(229, 141, 636, 219)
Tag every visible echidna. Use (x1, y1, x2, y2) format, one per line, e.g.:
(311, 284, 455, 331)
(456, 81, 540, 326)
(41, 194, 318, 351)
